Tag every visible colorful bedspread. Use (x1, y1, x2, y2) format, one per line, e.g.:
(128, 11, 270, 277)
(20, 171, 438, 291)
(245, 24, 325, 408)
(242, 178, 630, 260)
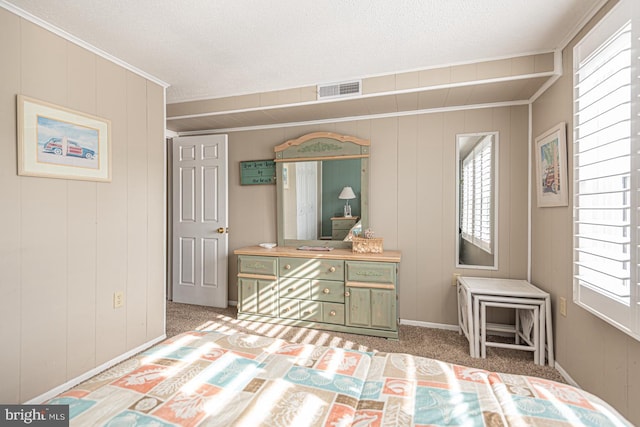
(48, 330, 631, 426)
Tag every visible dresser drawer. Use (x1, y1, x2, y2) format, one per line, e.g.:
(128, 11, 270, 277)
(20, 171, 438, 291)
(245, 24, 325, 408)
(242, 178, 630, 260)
(346, 261, 396, 285)
(278, 277, 311, 300)
(279, 298, 300, 319)
(311, 280, 345, 303)
(322, 303, 345, 325)
(281, 299, 344, 325)
(238, 256, 277, 276)
(280, 257, 344, 281)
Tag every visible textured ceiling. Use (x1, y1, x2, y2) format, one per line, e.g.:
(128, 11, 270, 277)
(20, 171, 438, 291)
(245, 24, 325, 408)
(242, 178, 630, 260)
(4, 0, 604, 104)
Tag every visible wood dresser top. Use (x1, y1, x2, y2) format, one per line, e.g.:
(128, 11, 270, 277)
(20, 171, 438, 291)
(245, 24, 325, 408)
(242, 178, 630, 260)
(234, 245, 401, 263)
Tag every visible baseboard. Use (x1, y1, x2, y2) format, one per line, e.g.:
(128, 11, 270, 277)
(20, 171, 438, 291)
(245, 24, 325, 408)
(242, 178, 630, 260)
(228, 300, 238, 307)
(399, 318, 459, 331)
(25, 334, 167, 404)
(553, 362, 581, 388)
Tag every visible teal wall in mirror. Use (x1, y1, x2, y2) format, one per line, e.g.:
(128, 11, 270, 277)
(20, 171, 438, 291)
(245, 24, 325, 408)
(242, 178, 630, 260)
(321, 159, 361, 237)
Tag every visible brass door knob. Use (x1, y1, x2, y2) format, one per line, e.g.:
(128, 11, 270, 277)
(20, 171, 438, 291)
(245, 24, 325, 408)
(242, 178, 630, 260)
(217, 227, 225, 233)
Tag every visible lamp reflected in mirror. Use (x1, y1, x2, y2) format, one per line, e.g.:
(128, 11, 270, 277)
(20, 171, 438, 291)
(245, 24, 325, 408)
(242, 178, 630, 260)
(339, 186, 356, 217)
(456, 132, 498, 269)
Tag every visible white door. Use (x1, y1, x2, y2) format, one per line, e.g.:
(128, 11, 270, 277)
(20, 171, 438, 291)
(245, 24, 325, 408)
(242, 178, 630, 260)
(172, 134, 228, 307)
(296, 161, 318, 240)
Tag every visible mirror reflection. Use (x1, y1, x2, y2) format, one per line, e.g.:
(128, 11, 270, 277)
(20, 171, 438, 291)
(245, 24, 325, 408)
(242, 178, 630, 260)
(456, 132, 498, 269)
(282, 159, 362, 241)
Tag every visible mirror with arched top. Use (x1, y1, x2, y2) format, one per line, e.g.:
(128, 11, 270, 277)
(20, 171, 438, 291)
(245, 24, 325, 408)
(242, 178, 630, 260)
(275, 132, 369, 248)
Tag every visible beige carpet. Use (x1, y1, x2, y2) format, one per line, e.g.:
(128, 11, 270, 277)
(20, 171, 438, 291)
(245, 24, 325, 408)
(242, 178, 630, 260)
(166, 301, 566, 383)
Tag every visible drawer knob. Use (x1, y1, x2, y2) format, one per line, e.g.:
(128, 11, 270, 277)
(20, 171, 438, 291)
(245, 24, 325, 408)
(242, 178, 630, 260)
(345, 291, 350, 297)
(288, 287, 295, 293)
(323, 288, 330, 294)
(284, 264, 291, 270)
(284, 307, 291, 312)
(329, 310, 336, 316)
(303, 310, 312, 315)
(329, 266, 336, 273)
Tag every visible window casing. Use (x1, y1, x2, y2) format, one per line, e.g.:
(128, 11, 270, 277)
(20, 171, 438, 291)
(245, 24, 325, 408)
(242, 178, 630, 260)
(573, 0, 639, 340)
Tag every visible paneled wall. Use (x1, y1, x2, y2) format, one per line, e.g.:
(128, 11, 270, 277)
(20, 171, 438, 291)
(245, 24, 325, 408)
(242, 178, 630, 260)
(227, 106, 529, 325)
(0, 8, 166, 402)
(530, 1, 639, 424)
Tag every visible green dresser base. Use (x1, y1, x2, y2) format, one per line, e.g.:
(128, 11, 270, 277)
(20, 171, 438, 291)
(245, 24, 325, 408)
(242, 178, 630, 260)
(234, 246, 401, 340)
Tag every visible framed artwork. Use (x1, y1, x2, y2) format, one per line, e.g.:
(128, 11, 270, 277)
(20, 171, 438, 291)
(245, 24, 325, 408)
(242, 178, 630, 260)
(17, 95, 112, 182)
(535, 122, 568, 207)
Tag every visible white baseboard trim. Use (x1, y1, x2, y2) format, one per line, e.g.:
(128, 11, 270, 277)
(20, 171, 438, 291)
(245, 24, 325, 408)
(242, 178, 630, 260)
(553, 362, 581, 389)
(25, 334, 167, 404)
(399, 318, 459, 331)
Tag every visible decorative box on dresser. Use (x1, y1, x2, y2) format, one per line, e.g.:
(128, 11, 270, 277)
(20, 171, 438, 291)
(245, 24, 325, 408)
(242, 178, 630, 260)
(235, 246, 401, 339)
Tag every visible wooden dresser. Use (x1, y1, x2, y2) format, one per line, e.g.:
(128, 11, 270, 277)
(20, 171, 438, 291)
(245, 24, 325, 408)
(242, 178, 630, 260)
(234, 246, 401, 338)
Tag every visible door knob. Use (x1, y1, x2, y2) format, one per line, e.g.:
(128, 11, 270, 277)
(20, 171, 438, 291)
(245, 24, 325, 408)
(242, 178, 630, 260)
(217, 227, 226, 234)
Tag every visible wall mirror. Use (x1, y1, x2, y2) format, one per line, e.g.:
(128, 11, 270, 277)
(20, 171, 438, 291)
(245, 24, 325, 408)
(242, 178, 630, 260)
(275, 132, 369, 248)
(455, 132, 498, 269)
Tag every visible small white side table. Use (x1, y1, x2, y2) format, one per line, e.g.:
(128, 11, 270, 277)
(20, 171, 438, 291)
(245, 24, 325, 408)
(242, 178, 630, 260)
(457, 276, 554, 366)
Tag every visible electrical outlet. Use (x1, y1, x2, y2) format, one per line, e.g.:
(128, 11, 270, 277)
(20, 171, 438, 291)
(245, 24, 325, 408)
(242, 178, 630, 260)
(559, 297, 567, 317)
(114, 291, 124, 308)
(452, 273, 461, 286)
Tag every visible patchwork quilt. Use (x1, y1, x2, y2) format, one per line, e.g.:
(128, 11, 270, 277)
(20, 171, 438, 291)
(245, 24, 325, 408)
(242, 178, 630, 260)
(48, 330, 631, 426)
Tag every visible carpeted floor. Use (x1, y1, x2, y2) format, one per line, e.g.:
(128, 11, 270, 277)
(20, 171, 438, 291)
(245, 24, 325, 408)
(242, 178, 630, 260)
(166, 301, 566, 383)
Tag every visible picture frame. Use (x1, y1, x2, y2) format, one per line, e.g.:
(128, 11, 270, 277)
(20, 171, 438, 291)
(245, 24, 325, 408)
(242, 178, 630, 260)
(17, 95, 112, 182)
(535, 122, 568, 207)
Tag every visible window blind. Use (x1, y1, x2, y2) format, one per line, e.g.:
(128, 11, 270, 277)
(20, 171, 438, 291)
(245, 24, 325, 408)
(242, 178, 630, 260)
(461, 136, 493, 253)
(573, 0, 639, 339)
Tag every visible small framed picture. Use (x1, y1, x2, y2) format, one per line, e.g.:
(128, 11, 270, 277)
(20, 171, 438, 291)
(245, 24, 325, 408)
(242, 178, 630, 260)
(535, 122, 568, 207)
(17, 95, 112, 182)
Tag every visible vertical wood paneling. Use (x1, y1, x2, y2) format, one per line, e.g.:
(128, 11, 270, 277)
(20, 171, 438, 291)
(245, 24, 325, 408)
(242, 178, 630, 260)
(0, 8, 22, 403)
(442, 110, 465, 323)
(19, 18, 69, 401)
(370, 118, 399, 247)
(1, 9, 165, 403)
(397, 115, 418, 321)
(416, 113, 446, 322)
(95, 58, 128, 365)
(66, 41, 98, 380)
(493, 108, 512, 276)
(126, 72, 149, 348)
(147, 82, 166, 339)
(20, 178, 68, 400)
(507, 106, 529, 278)
(66, 180, 98, 379)
(20, 21, 67, 104)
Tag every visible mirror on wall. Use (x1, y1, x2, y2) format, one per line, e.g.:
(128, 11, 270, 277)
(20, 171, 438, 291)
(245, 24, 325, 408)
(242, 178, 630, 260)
(275, 132, 369, 248)
(455, 132, 498, 269)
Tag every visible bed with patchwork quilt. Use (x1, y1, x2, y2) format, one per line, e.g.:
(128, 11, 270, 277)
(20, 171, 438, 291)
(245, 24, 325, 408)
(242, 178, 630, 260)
(48, 330, 631, 426)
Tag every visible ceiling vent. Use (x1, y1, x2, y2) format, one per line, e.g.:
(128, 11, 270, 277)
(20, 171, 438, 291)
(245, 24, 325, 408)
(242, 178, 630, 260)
(317, 80, 361, 100)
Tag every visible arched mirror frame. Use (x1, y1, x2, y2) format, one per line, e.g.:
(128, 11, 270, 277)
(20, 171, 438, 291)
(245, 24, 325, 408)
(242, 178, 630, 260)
(455, 131, 499, 270)
(275, 132, 370, 249)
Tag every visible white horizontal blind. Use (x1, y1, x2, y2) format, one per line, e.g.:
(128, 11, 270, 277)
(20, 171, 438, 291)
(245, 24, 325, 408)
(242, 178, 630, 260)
(573, 0, 639, 339)
(461, 136, 493, 253)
